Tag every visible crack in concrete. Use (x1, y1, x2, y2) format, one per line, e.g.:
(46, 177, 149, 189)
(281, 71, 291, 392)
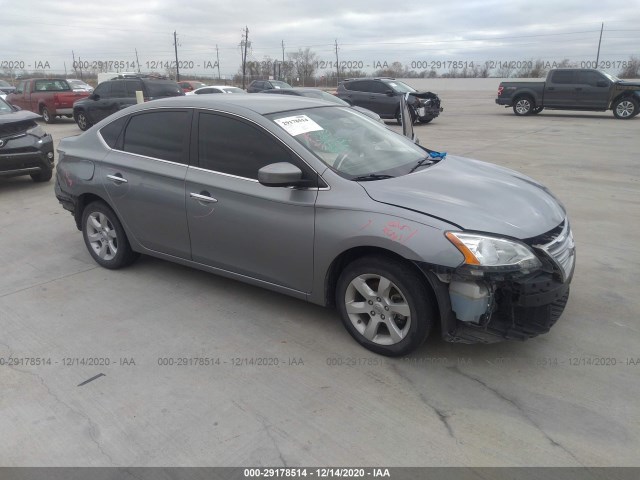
(448, 365, 586, 467)
(0, 265, 98, 299)
(388, 362, 456, 440)
(232, 399, 288, 467)
(0, 340, 117, 466)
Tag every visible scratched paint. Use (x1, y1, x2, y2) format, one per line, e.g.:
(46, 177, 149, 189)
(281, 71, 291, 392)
(383, 221, 418, 243)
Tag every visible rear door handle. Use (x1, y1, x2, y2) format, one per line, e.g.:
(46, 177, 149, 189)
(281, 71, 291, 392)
(190, 192, 218, 203)
(107, 174, 127, 184)
(547, 87, 555, 91)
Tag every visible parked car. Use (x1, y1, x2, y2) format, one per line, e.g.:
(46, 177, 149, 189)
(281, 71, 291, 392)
(496, 69, 640, 119)
(0, 96, 54, 182)
(336, 77, 443, 124)
(178, 80, 208, 93)
(0, 79, 16, 95)
(72, 75, 184, 130)
(54, 94, 574, 356)
(262, 87, 383, 123)
(67, 79, 94, 93)
(247, 79, 292, 93)
(187, 86, 246, 95)
(6, 78, 89, 123)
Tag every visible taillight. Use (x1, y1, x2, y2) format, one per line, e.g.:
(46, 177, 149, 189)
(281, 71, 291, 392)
(497, 86, 504, 96)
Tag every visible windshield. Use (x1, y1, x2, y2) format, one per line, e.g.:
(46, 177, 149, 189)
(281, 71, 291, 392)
(268, 106, 430, 179)
(0, 97, 13, 113)
(601, 71, 620, 82)
(0, 80, 11, 87)
(271, 80, 292, 89)
(385, 80, 416, 93)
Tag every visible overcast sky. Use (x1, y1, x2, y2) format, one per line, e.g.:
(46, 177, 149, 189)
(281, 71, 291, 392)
(1, 0, 638, 78)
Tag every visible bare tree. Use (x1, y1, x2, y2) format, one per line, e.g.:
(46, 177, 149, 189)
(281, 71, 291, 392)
(619, 56, 640, 79)
(288, 48, 317, 85)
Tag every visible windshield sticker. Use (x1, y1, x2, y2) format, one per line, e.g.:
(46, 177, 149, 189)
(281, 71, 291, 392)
(274, 86, 281, 89)
(388, 83, 398, 87)
(275, 115, 324, 136)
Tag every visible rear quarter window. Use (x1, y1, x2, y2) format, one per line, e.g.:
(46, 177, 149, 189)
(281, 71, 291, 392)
(145, 81, 184, 98)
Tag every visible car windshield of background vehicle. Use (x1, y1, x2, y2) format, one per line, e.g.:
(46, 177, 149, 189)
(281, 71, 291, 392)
(147, 82, 183, 97)
(302, 90, 349, 106)
(271, 81, 292, 89)
(0, 97, 13, 112)
(268, 107, 429, 179)
(0, 80, 11, 87)
(222, 87, 245, 93)
(386, 81, 416, 93)
(601, 71, 620, 82)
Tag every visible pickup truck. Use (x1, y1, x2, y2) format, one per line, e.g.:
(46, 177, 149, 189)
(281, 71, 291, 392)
(6, 79, 90, 123)
(496, 69, 640, 119)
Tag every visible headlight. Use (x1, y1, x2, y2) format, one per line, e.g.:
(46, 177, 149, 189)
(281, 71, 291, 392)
(27, 125, 47, 138)
(445, 231, 542, 271)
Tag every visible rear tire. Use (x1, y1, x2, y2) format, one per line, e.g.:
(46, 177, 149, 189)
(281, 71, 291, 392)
(613, 97, 638, 119)
(336, 256, 434, 356)
(531, 106, 544, 115)
(41, 106, 56, 124)
(513, 96, 534, 116)
(418, 116, 434, 124)
(81, 201, 139, 269)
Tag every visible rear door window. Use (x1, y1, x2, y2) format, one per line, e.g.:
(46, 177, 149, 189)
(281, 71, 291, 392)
(551, 71, 575, 84)
(122, 110, 191, 164)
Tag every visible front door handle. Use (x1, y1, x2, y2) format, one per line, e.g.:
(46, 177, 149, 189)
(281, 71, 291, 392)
(107, 174, 127, 184)
(190, 192, 218, 203)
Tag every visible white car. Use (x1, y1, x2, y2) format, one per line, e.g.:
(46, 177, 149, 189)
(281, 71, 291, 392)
(67, 79, 94, 93)
(186, 85, 246, 95)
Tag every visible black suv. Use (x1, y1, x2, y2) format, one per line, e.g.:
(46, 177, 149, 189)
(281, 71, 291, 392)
(0, 96, 54, 182)
(72, 75, 184, 130)
(336, 78, 442, 124)
(247, 79, 292, 93)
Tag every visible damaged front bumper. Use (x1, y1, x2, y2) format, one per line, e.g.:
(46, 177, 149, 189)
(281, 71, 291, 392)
(419, 221, 575, 344)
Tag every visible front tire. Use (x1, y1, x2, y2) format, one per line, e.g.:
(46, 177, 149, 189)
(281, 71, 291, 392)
(75, 111, 92, 131)
(513, 96, 534, 116)
(418, 116, 434, 124)
(613, 97, 638, 119)
(30, 169, 52, 182)
(81, 201, 139, 269)
(336, 256, 434, 356)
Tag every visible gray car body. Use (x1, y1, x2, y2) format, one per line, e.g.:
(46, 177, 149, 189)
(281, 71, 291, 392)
(54, 94, 569, 340)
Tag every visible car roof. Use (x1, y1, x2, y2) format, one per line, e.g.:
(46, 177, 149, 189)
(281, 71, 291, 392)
(121, 93, 339, 116)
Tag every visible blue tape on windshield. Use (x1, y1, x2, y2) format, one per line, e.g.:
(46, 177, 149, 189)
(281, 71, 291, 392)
(428, 151, 447, 159)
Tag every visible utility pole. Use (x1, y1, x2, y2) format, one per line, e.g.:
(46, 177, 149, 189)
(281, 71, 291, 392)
(135, 48, 141, 73)
(174, 31, 180, 81)
(241, 26, 249, 89)
(64, 62, 67, 78)
(72, 50, 78, 77)
(216, 44, 221, 80)
(334, 39, 340, 86)
(595, 22, 604, 69)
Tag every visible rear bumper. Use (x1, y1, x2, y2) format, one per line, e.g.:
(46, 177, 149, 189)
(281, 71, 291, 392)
(495, 98, 511, 106)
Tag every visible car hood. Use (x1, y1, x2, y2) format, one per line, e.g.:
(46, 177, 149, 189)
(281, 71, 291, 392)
(0, 109, 41, 125)
(360, 155, 565, 239)
(616, 80, 640, 88)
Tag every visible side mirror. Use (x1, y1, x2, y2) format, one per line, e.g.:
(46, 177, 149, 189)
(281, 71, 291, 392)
(258, 162, 303, 187)
(90, 93, 100, 101)
(385, 90, 394, 96)
(596, 81, 609, 88)
(12, 105, 22, 111)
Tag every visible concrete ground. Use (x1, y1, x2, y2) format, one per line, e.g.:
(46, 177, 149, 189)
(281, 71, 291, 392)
(1, 90, 638, 467)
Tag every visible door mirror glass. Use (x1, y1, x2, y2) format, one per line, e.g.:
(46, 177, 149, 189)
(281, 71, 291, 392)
(385, 90, 394, 96)
(90, 93, 100, 101)
(258, 162, 303, 187)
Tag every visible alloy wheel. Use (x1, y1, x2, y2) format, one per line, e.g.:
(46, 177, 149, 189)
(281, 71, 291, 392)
(86, 212, 118, 261)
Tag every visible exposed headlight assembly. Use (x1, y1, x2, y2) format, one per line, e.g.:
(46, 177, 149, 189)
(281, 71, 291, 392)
(445, 231, 541, 272)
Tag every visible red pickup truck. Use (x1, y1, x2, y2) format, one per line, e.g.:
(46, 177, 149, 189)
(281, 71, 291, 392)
(6, 78, 89, 123)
